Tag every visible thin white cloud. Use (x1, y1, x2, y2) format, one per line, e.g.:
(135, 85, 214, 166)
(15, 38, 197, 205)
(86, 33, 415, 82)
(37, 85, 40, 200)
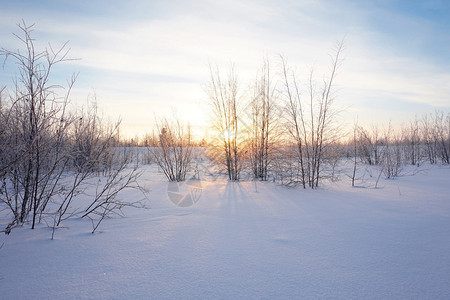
(1, 0, 449, 137)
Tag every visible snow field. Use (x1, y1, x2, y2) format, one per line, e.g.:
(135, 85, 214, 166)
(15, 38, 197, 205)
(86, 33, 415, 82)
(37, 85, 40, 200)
(1, 164, 450, 299)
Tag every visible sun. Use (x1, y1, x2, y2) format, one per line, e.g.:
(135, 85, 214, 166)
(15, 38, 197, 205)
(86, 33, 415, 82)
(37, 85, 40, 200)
(222, 128, 235, 141)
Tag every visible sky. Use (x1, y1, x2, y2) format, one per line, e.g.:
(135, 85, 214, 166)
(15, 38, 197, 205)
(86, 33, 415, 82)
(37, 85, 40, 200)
(0, 0, 449, 139)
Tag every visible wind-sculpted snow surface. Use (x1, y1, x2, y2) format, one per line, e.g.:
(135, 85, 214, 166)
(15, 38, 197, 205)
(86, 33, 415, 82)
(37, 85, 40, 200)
(1, 165, 450, 299)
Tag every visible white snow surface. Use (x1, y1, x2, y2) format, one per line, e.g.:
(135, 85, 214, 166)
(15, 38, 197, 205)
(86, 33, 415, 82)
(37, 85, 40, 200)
(1, 164, 450, 299)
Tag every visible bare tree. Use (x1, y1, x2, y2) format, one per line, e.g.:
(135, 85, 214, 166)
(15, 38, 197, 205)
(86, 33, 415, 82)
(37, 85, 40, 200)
(80, 160, 145, 234)
(379, 123, 402, 179)
(351, 120, 358, 187)
(206, 64, 243, 181)
(310, 41, 346, 188)
(433, 111, 450, 164)
(280, 56, 309, 188)
(249, 58, 279, 181)
(421, 114, 437, 164)
(418, 111, 450, 165)
(51, 103, 122, 229)
(1, 22, 147, 236)
(0, 21, 75, 230)
(0, 86, 18, 177)
(280, 40, 344, 188)
(402, 117, 421, 166)
(150, 115, 193, 182)
(357, 125, 381, 166)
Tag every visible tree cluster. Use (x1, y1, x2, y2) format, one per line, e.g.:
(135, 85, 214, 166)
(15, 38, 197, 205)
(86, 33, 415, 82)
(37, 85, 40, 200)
(351, 112, 450, 182)
(205, 42, 344, 188)
(0, 22, 145, 236)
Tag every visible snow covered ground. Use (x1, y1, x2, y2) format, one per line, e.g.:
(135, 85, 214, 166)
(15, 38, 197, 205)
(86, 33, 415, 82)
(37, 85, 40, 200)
(1, 164, 450, 299)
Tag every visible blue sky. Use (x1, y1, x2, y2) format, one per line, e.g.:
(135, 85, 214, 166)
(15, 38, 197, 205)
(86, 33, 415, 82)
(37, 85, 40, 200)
(1, 0, 449, 138)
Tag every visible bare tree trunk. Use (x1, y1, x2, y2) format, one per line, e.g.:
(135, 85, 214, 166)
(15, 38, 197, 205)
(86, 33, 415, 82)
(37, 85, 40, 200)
(250, 58, 277, 181)
(352, 121, 358, 187)
(280, 56, 307, 188)
(206, 64, 243, 181)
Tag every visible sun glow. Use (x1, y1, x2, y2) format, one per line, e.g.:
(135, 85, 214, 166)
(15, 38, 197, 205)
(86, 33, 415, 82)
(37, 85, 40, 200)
(221, 129, 235, 142)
